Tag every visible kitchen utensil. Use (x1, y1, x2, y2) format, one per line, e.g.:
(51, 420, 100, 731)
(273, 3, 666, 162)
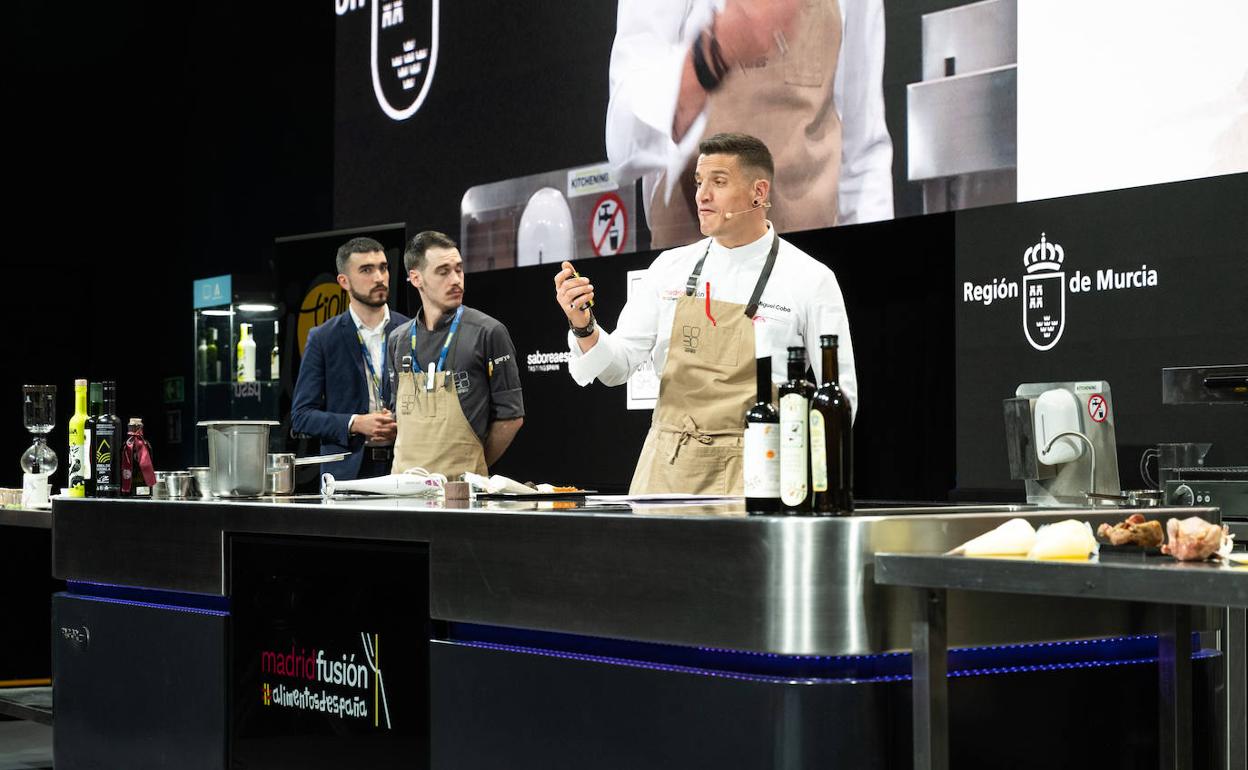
(198, 421, 278, 498)
(188, 467, 213, 499)
(165, 471, 194, 499)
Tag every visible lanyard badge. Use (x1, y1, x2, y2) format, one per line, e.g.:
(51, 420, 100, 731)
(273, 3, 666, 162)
(410, 305, 464, 378)
(357, 329, 387, 405)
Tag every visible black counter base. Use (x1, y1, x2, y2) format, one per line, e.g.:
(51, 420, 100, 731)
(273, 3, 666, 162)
(52, 593, 227, 770)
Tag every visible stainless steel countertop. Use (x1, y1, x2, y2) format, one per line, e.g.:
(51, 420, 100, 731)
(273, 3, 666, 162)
(875, 552, 1248, 608)
(0, 507, 51, 530)
(51, 496, 1222, 655)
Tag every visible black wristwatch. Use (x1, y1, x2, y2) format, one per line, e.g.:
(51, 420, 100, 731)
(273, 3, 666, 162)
(569, 311, 597, 338)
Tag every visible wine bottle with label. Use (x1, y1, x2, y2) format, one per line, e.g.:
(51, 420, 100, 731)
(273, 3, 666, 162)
(778, 346, 814, 513)
(89, 381, 123, 497)
(67, 379, 88, 497)
(810, 334, 853, 514)
(743, 356, 780, 513)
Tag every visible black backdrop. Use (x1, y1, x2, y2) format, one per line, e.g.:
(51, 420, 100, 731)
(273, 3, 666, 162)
(9, 3, 334, 478)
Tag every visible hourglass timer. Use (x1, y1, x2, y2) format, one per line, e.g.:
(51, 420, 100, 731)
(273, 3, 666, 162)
(21, 384, 57, 507)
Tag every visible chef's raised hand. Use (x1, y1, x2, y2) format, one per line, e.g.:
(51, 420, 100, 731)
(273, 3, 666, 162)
(554, 261, 595, 328)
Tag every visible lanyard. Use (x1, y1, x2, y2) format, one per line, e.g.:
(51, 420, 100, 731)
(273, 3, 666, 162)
(411, 305, 464, 373)
(357, 326, 387, 404)
(685, 230, 781, 318)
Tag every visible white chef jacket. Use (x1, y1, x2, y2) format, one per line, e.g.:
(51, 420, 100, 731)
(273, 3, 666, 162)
(606, 0, 894, 227)
(567, 225, 858, 418)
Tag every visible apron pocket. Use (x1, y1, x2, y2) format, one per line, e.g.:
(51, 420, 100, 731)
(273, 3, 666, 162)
(645, 434, 742, 496)
(693, 324, 742, 369)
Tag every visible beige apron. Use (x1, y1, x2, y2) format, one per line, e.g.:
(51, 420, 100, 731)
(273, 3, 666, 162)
(649, 0, 844, 248)
(630, 233, 780, 494)
(390, 372, 488, 479)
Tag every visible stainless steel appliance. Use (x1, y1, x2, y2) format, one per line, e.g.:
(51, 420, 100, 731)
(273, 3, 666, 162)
(1165, 475, 1248, 524)
(1003, 380, 1120, 506)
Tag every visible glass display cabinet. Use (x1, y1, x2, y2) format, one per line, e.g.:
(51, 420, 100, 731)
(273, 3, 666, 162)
(191, 275, 286, 464)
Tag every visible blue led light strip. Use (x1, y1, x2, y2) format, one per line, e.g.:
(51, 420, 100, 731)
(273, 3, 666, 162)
(65, 580, 231, 616)
(444, 623, 1217, 684)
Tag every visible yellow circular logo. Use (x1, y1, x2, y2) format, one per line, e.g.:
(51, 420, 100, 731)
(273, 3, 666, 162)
(298, 282, 349, 357)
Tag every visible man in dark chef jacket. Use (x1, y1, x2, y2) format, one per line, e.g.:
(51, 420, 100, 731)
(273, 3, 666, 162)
(385, 231, 525, 478)
(292, 237, 410, 480)
(554, 132, 858, 495)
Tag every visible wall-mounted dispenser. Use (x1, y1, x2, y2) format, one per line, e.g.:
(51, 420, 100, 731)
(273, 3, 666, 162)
(1004, 381, 1120, 506)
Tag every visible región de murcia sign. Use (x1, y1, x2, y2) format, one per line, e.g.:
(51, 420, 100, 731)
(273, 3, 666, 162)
(962, 232, 1160, 352)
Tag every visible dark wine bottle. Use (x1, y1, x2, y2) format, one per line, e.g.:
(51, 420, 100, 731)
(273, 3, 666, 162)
(810, 334, 853, 514)
(743, 356, 780, 513)
(89, 381, 123, 498)
(778, 346, 814, 513)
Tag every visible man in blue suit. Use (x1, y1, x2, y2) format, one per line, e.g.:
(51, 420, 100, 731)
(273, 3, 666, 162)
(292, 237, 410, 480)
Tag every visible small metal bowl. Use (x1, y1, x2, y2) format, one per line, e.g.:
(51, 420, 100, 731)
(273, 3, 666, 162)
(152, 471, 170, 499)
(165, 471, 194, 499)
(188, 467, 213, 499)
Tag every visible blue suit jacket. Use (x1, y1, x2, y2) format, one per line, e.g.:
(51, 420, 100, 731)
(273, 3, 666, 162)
(290, 309, 410, 480)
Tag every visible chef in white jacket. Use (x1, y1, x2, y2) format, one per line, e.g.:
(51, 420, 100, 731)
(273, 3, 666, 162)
(607, 0, 894, 248)
(554, 132, 856, 495)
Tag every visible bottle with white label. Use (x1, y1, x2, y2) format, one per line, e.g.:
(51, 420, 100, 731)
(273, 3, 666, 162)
(270, 321, 281, 381)
(743, 356, 780, 513)
(778, 346, 814, 513)
(237, 323, 257, 383)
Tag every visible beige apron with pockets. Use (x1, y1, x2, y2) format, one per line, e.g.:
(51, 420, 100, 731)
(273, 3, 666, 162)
(649, 0, 844, 248)
(630, 233, 781, 494)
(391, 371, 488, 479)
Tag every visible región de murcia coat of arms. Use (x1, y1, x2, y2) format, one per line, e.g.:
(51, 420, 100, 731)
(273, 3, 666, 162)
(1022, 233, 1066, 351)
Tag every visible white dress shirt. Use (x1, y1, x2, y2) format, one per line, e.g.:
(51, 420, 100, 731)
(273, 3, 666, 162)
(348, 305, 391, 444)
(605, 0, 894, 226)
(568, 225, 858, 417)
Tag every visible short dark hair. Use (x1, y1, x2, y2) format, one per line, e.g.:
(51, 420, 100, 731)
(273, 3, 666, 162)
(698, 132, 775, 182)
(404, 230, 458, 272)
(335, 236, 385, 274)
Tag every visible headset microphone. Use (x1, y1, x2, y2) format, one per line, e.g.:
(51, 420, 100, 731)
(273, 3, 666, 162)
(722, 200, 772, 220)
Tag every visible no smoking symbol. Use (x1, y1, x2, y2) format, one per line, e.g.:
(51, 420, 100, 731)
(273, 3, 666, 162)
(1087, 394, 1107, 423)
(590, 192, 627, 256)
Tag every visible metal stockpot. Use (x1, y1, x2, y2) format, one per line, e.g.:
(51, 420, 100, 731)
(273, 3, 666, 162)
(199, 420, 279, 498)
